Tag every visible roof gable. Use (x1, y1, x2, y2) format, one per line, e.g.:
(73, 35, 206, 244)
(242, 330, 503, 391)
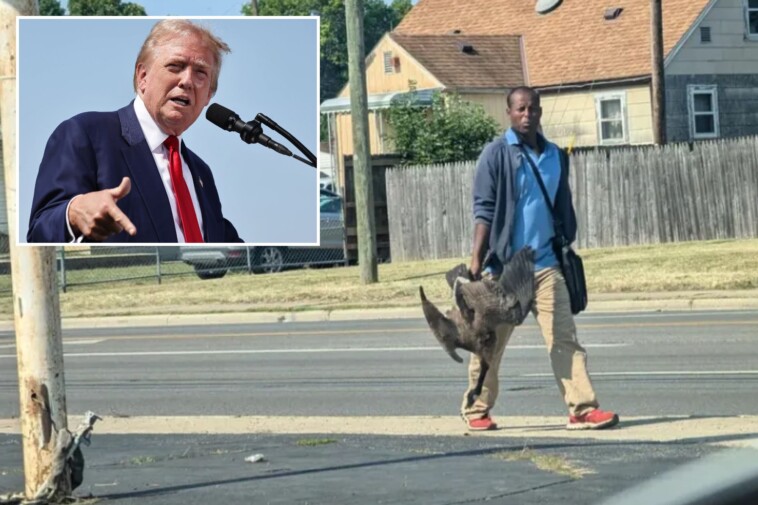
(396, 0, 713, 87)
(389, 33, 525, 90)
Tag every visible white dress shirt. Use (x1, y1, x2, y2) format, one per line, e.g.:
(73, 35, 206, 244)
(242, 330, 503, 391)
(133, 96, 205, 242)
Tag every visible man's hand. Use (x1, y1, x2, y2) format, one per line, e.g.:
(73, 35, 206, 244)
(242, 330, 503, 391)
(469, 222, 490, 280)
(68, 177, 137, 241)
(469, 257, 483, 280)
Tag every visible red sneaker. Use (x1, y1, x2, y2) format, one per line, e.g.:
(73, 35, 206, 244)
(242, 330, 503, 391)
(567, 409, 619, 430)
(466, 415, 498, 431)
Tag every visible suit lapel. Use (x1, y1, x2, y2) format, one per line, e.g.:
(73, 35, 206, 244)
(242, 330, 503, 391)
(117, 103, 178, 242)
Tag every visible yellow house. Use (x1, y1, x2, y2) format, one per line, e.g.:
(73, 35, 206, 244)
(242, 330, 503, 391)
(323, 0, 758, 192)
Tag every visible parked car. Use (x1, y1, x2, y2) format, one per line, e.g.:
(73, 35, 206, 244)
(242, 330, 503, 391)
(180, 190, 346, 279)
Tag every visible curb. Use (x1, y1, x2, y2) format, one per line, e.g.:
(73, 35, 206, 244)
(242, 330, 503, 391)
(2, 415, 758, 448)
(1, 297, 757, 332)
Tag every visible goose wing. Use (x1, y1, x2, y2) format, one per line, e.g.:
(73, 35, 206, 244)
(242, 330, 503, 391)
(498, 246, 536, 325)
(419, 286, 464, 363)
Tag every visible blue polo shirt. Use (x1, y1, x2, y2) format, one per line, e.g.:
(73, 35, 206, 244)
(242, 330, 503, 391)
(486, 129, 560, 274)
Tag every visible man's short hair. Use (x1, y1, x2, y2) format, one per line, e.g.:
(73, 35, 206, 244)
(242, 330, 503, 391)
(133, 19, 231, 95)
(507, 86, 540, 108)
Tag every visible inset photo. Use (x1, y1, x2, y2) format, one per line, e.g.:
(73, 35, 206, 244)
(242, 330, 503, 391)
(18, 16, 319, 245)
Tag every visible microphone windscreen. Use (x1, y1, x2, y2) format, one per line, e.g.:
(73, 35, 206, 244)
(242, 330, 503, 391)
(206, 103, 237, 129)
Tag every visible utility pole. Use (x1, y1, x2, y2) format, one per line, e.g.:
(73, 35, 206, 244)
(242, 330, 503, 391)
(1, 0, 72, 500)
(249, 0, 258, 15)
(651, 0, 666, 144)
(345, 0, 378, 284)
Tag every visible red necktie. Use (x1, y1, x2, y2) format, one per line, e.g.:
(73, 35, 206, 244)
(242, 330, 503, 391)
(163, 136, 203, 243)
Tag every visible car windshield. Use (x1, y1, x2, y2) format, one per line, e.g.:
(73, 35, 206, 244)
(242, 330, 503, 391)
(320, 196, 342, 214)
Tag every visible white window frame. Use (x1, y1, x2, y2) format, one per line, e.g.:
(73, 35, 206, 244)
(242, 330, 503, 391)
(383, 51, 394, 74)
(745, 0, 758, 39)
(594, 92, 628, 145)
(687, 84, 720, 140)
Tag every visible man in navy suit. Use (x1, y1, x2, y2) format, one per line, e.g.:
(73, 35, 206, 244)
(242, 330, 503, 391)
(28, 19, 242, 243)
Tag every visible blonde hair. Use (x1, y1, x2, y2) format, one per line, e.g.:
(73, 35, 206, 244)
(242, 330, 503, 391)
(133, 19, 231, 94)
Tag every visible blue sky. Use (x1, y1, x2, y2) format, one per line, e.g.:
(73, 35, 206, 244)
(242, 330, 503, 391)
(56, 0, 409, 15)
(60, 0, 252, 15)
(18, 16, 318, 245)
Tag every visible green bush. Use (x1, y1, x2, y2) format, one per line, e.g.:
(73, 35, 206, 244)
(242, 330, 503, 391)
(386, 90, 500, 165)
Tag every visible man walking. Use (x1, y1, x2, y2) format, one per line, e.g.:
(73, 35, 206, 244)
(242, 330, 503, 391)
(463, 86, 619, 431)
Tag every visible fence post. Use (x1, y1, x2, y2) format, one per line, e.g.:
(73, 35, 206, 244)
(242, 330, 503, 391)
(155, 247, 161, 284)
(59, 248, 67, 293)
(246, 246, 252, 274)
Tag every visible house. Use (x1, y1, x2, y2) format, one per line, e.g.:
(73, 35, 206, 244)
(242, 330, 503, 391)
(322, 0, 758, 190)
(321, 32, 525, 186)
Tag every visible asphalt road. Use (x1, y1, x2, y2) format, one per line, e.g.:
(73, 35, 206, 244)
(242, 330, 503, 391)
(1, 310, 757, 419)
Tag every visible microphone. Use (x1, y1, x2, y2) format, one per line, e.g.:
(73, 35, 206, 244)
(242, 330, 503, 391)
(206, 103, 292, 156)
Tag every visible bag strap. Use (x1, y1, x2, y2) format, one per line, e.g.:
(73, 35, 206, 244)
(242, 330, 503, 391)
(515, 143, 568, 246)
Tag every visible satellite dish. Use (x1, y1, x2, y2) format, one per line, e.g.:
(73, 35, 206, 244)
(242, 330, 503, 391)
(536, 0, 563, 15)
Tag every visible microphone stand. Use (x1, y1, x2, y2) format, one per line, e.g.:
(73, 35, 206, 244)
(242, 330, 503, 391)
(256, 113, 317, 168)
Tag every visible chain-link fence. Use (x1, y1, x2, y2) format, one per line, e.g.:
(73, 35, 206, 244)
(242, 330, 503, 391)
(0, 244, 348, 296)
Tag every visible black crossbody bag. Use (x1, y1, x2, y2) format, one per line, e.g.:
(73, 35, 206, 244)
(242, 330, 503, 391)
(517, 144, 588, 315)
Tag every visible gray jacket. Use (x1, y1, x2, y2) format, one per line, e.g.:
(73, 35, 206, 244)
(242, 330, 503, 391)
(472, 135, 577, 265)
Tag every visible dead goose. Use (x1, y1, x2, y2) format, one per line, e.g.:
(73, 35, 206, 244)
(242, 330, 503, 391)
(419, 246, 536, 408)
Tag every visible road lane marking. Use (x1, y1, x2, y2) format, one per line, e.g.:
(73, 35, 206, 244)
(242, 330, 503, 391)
(0, 343, 628, 359)
(579, 310, 758, 320)
(37, 318, 758, 343)
(0, 339, 104, 350)
(524, 371, 758, 377)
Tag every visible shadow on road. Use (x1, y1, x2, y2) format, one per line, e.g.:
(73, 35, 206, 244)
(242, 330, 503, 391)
(99, 442, 589, 501)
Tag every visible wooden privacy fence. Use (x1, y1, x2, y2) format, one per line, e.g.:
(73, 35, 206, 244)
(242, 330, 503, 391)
(386, 136, 758, 261)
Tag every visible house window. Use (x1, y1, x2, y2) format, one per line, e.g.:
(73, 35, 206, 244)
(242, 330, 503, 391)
(700, 26, 711, 43)
(747, 0, 758, 38)
(688, 85, 719, 139)
(383, 51, 394, 74)
(594, 93, 627, 144)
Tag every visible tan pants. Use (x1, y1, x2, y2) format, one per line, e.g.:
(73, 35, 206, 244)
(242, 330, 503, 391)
(461, 266, 599, 419)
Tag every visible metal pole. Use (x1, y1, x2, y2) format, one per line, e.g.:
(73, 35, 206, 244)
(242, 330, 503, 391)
(1, 1, 72, 499)
(651, 0, 666, 144)
(155, 247, 161, 284)
(246, 246, 252, 274)
(59, 247, 67, 293)
(345, 0, 378, 283)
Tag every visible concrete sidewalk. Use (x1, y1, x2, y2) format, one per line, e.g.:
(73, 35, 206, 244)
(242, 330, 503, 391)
(1, 289, 757, 332)
(2, 415, 758, 447)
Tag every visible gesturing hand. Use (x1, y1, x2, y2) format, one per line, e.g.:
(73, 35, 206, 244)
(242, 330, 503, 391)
(68, 177, 137, 241)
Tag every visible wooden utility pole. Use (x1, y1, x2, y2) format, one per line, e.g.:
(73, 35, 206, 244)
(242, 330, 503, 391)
(651, 0, 666, 144)
(1, 0, 72, 500)
(345, 0, 378, 283)
(249, 0, 258, 15)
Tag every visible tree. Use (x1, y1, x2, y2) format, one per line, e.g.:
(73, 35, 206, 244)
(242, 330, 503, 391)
(39, 0, 65, 15)
(67, 0, 147, 16)
(242, 0, 412, 103)
(386, 90, 500, 165)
